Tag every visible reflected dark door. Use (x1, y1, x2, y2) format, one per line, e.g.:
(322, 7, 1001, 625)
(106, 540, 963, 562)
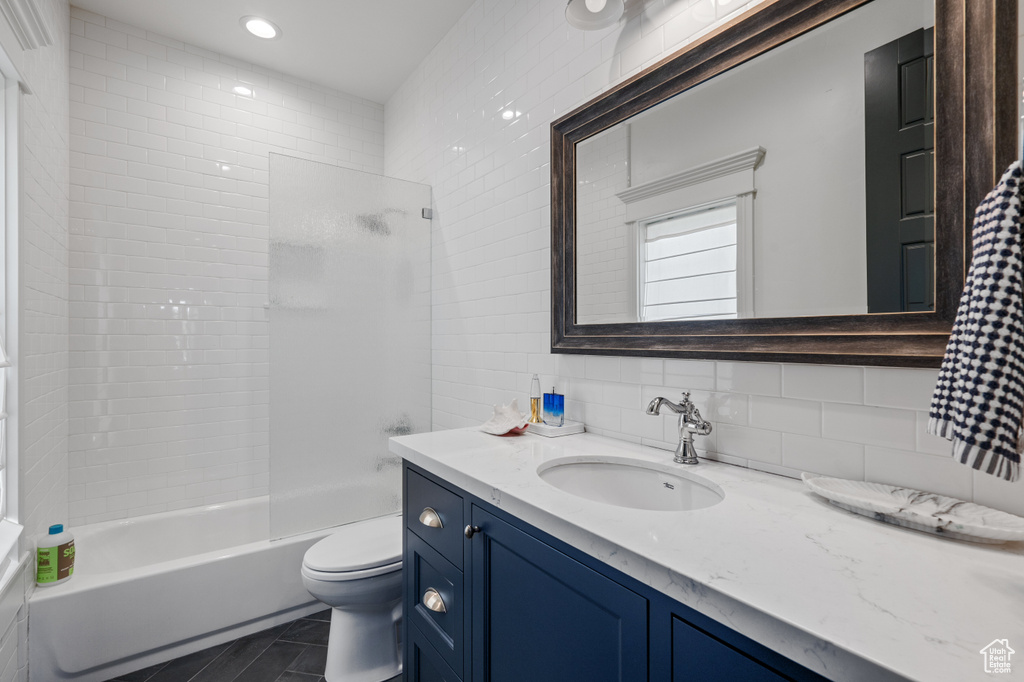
(864, 27, 935, 313)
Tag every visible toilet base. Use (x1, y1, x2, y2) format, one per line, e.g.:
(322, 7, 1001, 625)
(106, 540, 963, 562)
(324, 599, 403, 682)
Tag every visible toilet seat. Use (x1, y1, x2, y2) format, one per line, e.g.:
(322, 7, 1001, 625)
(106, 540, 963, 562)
(302, 513, 402, 577)
(301, 559, 402, 582)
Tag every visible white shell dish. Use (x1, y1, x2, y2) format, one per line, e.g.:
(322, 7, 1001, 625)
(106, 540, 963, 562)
(801, 474, 1024, 544)
(479, 399, 529, 436)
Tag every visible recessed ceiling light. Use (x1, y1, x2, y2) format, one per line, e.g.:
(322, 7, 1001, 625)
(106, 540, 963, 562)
(565, 0, 623, 30)
(240, 16, 280, 39)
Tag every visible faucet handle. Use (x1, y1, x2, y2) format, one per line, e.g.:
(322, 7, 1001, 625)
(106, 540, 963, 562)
(680, 391, 691, 402)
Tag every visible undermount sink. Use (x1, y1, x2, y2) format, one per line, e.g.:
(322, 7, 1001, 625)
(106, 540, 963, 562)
(537, 456, 724, 512)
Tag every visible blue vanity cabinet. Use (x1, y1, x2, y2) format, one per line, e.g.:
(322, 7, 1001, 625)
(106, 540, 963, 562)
(408, 620, 461, 682)
(404, 468, 470, 679)
(670, 616, 806, 681)
(469, 505, 649, 681)
(403, 462, 829, 682)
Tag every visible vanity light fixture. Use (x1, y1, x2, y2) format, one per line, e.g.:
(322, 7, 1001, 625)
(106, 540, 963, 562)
(240, 16, 280, 39)
(565, 0, 624, 30)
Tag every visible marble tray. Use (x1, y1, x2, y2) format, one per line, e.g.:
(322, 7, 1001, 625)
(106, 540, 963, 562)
(801, 474, 1024, 544)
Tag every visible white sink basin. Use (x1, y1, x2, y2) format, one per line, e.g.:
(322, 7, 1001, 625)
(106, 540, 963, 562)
(537, 456, 724, 512)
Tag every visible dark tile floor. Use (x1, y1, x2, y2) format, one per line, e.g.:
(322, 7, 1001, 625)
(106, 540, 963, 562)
(104, 609, 403, 682)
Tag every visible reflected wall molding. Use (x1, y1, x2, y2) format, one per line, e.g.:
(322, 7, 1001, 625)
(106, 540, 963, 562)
(616, 146, 766, 205)
(0, 0, 51, 50)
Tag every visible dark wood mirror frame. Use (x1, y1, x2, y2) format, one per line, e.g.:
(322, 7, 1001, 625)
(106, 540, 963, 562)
(551, 0, 1017, 367)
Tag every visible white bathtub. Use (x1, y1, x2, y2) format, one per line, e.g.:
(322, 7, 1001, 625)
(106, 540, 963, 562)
(29, 497, 340, 682)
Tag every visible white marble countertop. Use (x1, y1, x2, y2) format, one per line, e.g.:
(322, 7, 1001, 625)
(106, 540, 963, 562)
(390, 428, 1024, 682)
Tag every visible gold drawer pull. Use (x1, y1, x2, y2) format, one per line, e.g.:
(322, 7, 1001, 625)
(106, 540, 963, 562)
(418, 507, 443, 528)
(422, 588, 447, 613)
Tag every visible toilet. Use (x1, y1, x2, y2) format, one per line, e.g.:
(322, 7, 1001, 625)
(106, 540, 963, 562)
(301, 514, 404, 682)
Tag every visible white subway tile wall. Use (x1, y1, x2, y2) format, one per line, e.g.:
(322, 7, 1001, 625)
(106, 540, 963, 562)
(385, 0, 1024, 516)
(68, 7, 386, 524)
(21, 0, 71, 549)
(11, 1, 72, 679)
(0, 616, 15, 682)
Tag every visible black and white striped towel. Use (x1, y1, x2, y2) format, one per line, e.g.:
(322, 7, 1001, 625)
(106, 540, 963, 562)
(928, 161, 1024, 482)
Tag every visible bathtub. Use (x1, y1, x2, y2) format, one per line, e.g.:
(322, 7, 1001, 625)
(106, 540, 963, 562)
(29, 497, 345, 682)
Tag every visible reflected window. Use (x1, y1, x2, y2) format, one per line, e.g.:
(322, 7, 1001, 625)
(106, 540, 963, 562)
(639, 200, 740, 321)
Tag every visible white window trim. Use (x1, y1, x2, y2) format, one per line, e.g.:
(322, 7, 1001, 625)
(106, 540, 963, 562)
(618, 147, 764, 319)
(0, 43, 28, 596)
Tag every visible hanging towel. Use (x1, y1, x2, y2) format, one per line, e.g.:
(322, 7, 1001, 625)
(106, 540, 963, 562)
(928, 161, 1024, 482)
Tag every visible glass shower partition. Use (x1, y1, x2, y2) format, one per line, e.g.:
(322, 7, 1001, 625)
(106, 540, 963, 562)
(268, 153, 431, 539)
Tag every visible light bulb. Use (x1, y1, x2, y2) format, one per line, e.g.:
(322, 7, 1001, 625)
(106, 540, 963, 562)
(242, 17, 279, 39)
(585, 0, 607, 12)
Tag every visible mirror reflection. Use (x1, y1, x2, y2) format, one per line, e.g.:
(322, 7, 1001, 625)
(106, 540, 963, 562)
(575, 0, 934, 324)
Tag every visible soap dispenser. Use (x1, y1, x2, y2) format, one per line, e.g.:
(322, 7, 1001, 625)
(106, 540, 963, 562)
(529, 374, 543, 424)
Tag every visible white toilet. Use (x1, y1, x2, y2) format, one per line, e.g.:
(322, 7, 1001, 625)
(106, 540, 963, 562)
(301, 514, 404, 682)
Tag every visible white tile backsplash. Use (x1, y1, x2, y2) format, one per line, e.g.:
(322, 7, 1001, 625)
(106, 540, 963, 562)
(972, 469, 1024, 517)
(749, 396, 822, 437)
(822, 403, 918, 451)
(782, 364, 864, 404)
(864, 367, 940, 410)
(716, 423, 783, 465)
(864, 446, 974, 500)
(781, 434, 865, 480)
(914, 412, 951, 456)
(707, 392, 748, 426)
(663, 360, 716, 391)
(619, 357, 664, 385)
(716, 362, 782, 396)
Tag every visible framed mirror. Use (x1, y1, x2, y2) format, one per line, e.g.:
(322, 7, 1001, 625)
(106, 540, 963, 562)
(551, 0, 1018, 367)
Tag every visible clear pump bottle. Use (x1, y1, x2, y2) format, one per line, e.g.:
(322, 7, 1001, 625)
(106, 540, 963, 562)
(529, 374, 543, 424)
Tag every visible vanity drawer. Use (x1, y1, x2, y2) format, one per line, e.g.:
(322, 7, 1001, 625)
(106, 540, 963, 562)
(406, 532, 464, 677)
(406, 468, 465, 568)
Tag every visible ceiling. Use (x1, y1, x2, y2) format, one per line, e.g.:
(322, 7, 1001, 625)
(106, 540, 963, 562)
(70, 0, 478, 104)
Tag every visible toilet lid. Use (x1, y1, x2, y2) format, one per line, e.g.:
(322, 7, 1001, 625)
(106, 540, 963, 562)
(303, 514, 402, 573)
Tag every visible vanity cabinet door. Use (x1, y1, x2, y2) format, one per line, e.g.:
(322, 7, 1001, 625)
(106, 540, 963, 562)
(469, 505, 648, 682)
(671, 616, 790, 682)
(409, 621, 462, 682)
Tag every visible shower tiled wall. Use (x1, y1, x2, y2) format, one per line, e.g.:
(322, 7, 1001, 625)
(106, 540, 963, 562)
(385, 0, 1024, 515)
(20, 0, 71, 547)
(67, 7, 386, 525)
